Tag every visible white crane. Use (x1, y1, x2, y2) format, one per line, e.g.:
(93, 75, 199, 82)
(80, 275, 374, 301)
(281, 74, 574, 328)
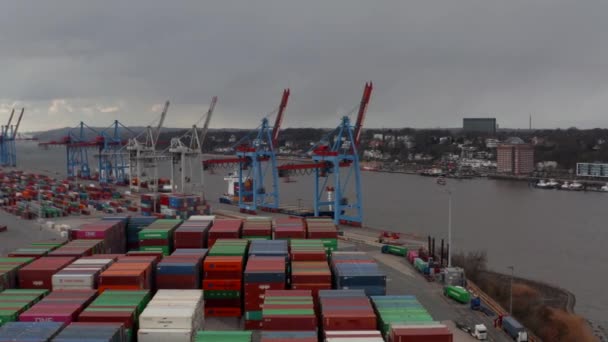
(126, 101, 170, 192)
(168, 96, 217, 196)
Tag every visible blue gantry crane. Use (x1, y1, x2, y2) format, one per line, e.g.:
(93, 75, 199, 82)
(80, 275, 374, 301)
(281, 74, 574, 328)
(203, 89, 290, 214)
(39, 120, 133, 183)
(277, 82, 372, 226)
(0, 108, 24, 167)
(97, 120, 135, 184)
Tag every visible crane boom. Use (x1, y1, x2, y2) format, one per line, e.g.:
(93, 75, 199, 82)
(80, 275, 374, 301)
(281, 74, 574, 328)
(12, 108, 24, 138)
(153, 100, 170, 149)
(353, 82, 373, 148)
(4, 108, 15, 136)
(271, 88, 290, 147)
(200, 96, 217, 150)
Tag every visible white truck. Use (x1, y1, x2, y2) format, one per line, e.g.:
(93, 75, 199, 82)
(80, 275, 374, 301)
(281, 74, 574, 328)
(472, 324, 488, 340)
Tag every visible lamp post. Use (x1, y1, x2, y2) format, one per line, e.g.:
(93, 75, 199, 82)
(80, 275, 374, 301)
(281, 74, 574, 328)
(448, 188, 452, 267)
(508, 266, 514, 315)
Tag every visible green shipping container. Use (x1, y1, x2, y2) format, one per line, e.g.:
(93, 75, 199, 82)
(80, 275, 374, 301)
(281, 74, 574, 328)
(381, 244, 407, 256)
(194, 331, 252, 342)
(444, 285, 471, 304)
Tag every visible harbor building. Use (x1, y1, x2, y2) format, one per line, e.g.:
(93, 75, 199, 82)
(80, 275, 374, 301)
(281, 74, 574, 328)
(496, 137, 534, 175)
(463, 118, 497, 134)
(576, 162, 608, 178)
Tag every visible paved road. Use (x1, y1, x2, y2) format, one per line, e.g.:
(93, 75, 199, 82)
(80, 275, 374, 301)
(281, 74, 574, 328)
(355, 242, 512, 342)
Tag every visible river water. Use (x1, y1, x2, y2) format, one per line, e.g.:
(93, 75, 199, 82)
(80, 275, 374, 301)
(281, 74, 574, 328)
(13, 142, 608, 327)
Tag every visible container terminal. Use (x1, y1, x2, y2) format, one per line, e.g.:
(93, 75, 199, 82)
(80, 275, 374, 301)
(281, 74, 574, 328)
(0, 84, 538, 341)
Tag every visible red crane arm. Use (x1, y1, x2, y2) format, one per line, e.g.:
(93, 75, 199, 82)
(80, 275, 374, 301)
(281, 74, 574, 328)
(271, 88, 290, 147)
(353, 82, 373, 148)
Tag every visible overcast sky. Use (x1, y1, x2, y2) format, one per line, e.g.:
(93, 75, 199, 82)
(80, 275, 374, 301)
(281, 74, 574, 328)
(3, 1, 608, 132)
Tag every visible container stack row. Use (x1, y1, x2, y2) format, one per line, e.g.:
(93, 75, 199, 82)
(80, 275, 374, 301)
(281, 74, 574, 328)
(98, 255, 155, 291)
(78, 289, 151, 341)
(208, 219, 242, 248)
(138, 219, 182, 256)
(138, 289, 204, 342)
(52, 257, 114, 290)
(0, 289, 48, 326)
(195, 331, 252, 342)
(261, 331, 317, 342)
(19, 257, 76, 290)
(371, 295, 452, 341)
(325, 331, 384, 342)
(157, 249, 208, 289)
(47, 239, 105, 258)
(0, 322, 64, 341)
(120, 216, 157, 250)
(242, 216, 272, 240)
(305, 218, 338, 255)
(71, 219, 127, 254)
(18, 289, 97, 324)
(204, 239, 247, 317)
(244, 255, 287, 329)
(273, 217, 306, 240)
(331, 252, 387, 296)
(319, 289, 377, 331)
(8, 240, 65, 259)
(290, 239, 327, 262)
(290, 261, 332, 298)
(53, 322, 126, 342)
(262, 290, 317, 332)
(0, 257, 34, 291)
(174, 216, 214, 249)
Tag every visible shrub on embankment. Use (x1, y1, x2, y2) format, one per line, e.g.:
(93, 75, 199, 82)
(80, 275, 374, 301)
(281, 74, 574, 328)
(453, 251, 596, 341)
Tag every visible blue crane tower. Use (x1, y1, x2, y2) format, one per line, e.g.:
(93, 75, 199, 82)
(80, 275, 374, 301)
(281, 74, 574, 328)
(97, 120, 135, 185)
(203, 89, 290, 214)
(0, 108, 24, 167)
(277, 82, 372, 226)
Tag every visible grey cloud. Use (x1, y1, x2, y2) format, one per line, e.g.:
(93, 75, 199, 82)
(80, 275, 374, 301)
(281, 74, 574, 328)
(2, 0, 608, 131)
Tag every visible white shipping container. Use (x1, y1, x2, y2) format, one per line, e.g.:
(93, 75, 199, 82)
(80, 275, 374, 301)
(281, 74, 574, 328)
(139, 290, 204, 331)
(138, 329, 192, 342)
(52, 274, 96, 287)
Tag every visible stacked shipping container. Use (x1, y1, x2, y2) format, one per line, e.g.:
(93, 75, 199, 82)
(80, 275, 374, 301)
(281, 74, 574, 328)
(52, 257, 114, 290)
(331, 252, 386, 296)
(305, 218, 338, 255)
(260, 331, 317, 342)
(262, 290, 317, 332)
(242, 216, 272, 240)
(138, 290, 204, 342)
(318, 290, 377, 331)
(52, 322, 126, 341)
(0, 289, 48, 326)
(0, 257, 34, 291)
(71, 219, 127, 254)
(138, 219, 182, 256)
(19, 289, 97, 324)
(174, 216, 214, 249)
(0, 322, 64, 341)
(47, 239, 105, 258)
(273, 217, 306, 240)
(98, 256, 155, 291)
(204, 239, 247, 317)
(370, 295, 445, 339)
(79, 289, 151, 341)
(208, 219, 242, 248)
(290, 261, 332, 298)
(157, 249, 207, 289)
(18, 257, 76, 290)
(244, 256, 286, 329)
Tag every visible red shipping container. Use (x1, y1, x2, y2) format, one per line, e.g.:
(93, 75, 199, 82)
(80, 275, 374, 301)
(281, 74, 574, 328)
(18, 256, 76, 290)
(203, 279, 242, 291)
(19, 289, 97, 324)
(390, 327, 453, 342)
